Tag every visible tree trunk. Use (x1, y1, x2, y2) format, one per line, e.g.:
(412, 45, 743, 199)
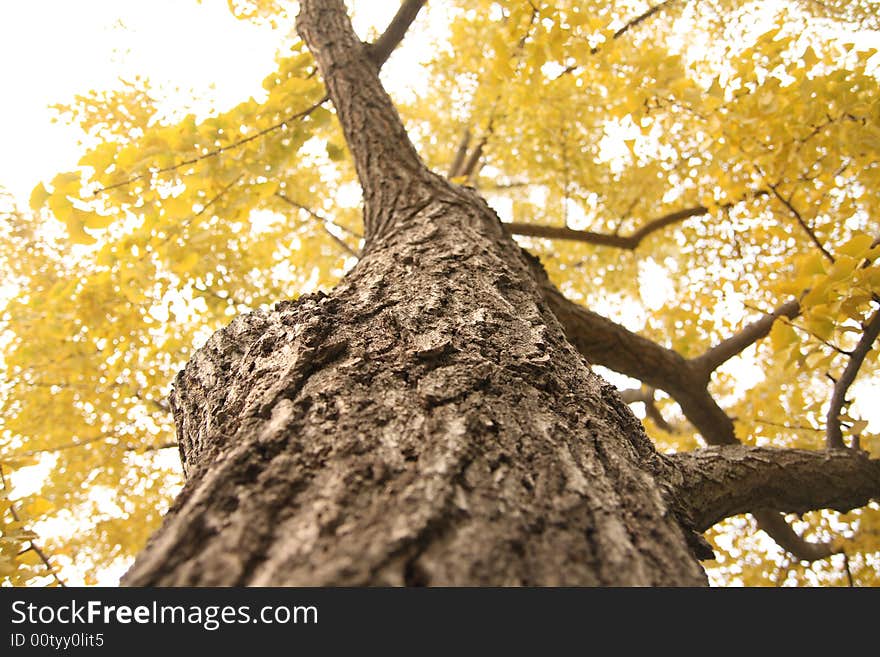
(123, 192, 712, 586)
(122, 0, 712, 586)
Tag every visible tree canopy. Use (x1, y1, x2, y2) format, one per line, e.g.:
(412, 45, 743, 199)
(1, 0, 879, 586)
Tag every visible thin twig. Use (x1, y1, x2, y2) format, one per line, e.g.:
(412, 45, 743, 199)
(751, 418, 823, 433)
(0, 464, 66, 586)
(554, 0, 677, 77)
(826, 308, 880, 449)
(7, 435, 110, 457)
(785, 320, 851, 357)
(842, 552, 855, 587)
(275, 193, 361, 257)
(94, 98, 328, 195)
(767, 183, 835, 263)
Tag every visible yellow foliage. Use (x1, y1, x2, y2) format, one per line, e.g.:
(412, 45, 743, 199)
(1, 0, 879, 586)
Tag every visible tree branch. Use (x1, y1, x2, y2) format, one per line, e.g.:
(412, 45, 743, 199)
(691, 298, 801, 378)
(366, 0, 428, 67)
(751, 510, 836, 562)
(447, 8, 536, 184)
(528, 254, 872, 561)
(619, 386, 678, 433)
(668, 445, 880, 534)
(506, 193, 767, 250)
(448, 128, 471, 178)
(95, 98, 327, 195)
(506, 204, 708, 249)
(531, 262, 739, 444)
(826, 308, 880, 449)
(612, 0, 676, 40)
(298, 0, 439, 244)
(275, 193, 361, 258)
(0, 464, 66, 586)
(552, 0, 678, 76)
(768, 183, 835, 263)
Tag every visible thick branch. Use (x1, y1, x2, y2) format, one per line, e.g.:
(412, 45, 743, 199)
(691, 298, 801, 378)
(669, 445, 880, 533)
(297, 0, 438, 244)
(447, 128, 471, 178)
(826, 308, 880, 449)
(532, 268, 738, 444)
(460, 138, 486, 181)
(751, 510, 836, 562)
(367, 0, 428, 67)
(619, 387, 678, 433)
(529, 258, 867, 560)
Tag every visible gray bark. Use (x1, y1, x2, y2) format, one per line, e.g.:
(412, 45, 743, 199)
(123, 192, 708, 585)
(121, 0, 879, 586)
(668, 446, 880, 532)
(122, 0, 709, 586)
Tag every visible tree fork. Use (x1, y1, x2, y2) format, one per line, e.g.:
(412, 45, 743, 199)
(122, 0, 712, 586)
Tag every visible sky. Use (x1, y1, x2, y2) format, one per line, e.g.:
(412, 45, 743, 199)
(0, 0, 282, 204)
(0, 1, 427, 206)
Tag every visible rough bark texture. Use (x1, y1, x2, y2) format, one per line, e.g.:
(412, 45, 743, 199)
(668, 446, 880, 532)
(122, 0, 714, 587)
(123, 168, 713, 586)
(122, 0, 880, 586)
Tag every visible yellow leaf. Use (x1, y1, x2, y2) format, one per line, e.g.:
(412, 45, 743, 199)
(838, 233, 874, 259)
(63, 208, 99, 245)
(828, 255, 857, 283)
(850, 419, 869, 435)
(16, 549, 42, 567)
(81, 211, 116, 230)
(163, 195, 193, 218)
(252, 180, 280, 200)
(50, 171, 81, 198)
(800, 252, 826, 277)
(172, 251, 199, 273)
(802, 45, 819, 67)
(29, 183, 51, 212)
(805, 315, 834, 341)
(326, 142, 345, 162)
(23, 497, 54, 516)
(769, 320, 798, 352)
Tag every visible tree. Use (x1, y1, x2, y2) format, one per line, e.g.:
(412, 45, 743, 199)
(1, 0, 879, 586)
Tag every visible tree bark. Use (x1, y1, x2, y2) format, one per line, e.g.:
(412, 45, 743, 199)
(121, 0, 879, 586)
(122, 0, 711, 586)
(668, 446, 880, 532)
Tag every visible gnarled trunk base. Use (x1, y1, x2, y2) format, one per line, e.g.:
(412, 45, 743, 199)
(123, 195, 707, 587)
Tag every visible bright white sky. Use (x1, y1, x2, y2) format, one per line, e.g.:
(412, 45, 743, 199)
(0, 0, 283, 203)
(0, 1, 423, 205)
